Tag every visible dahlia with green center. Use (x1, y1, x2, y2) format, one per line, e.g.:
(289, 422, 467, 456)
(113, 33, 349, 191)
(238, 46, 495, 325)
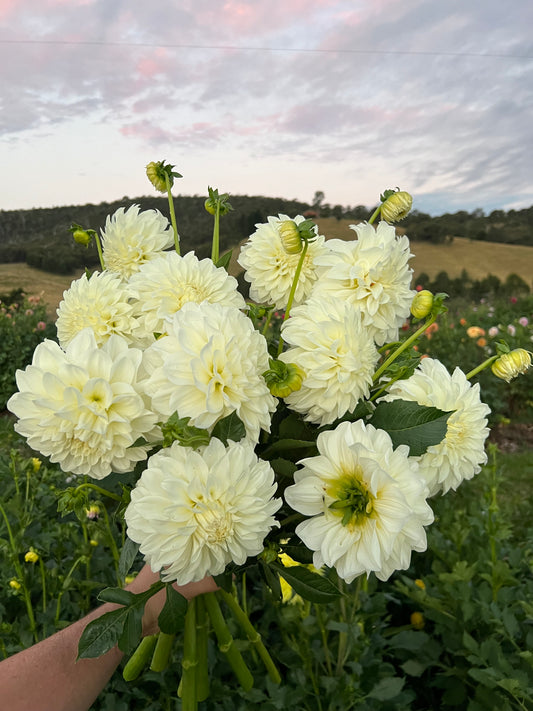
(237, 214, 328, 309)
(56, 271, 138, 348)
(125, 438, 281, 584)
(382, 358, 491, 496)
(142, 301, 277, 442)
(101, 204, 174, 280)
(284, 420, 433, 582)
(128, 251, 245, 345)
(7, 329, 156, 479)
(312, 221, 415, 345)
(278, 296, 379, 425)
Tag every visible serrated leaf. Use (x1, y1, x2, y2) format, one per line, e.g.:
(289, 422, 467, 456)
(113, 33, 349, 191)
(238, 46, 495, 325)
(215, 250, 232, 271)
(118, 538, 140, 579)
(118, 606, 144, 655)
(368, 676, 405, 700)
(158, 585, 188, 635)
(78, 608, 130, 659)
(211, 412, 245, 445)
(279, 544, 314, 565)
(270, 563, 341, 603)
(369, 400, 451, 456)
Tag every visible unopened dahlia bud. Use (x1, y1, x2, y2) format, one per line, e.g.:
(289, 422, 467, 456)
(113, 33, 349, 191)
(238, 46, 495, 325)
(410, 611, 425, 630)
(279, 220, 303, 254)
(411, 290, 434, 319)
(69, 223, 94, 247)
(491, 348, 531, 382)
(381, 190, 413, 223)
(146, 160, 182, 193)
(263, 359, 305, 397)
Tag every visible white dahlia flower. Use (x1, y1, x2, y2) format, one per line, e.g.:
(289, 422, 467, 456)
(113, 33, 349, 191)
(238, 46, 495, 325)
(125, 438, 282, 584)
(312, 221, 415, 345)
(128, 251, 245, 344)
(279, 296, 379, 425)
(284, 420, 433, 583)
(7, 329, 156, 479)
(56, 271, 138, 348)
(382, 358, 491, 496)
(237, 214, 328, 309)
(101, 204, 174, 280)
(142, 302, 277, 441)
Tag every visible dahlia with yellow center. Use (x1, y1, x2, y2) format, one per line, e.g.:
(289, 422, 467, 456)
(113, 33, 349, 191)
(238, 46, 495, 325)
(237, 214, 328, 309)
(382, 358, 490, 496)
(128, 251, 245, 345)
(101, 205, 174, 280)
(312, 221, 415, 345)
(56, 271, 138, 348)
(7, 329, 157, 479)
(142, 301, 277, 442)
(284, 420, 433, 583)
(278, 296, 379, 425)
(125, 438, 281, 585)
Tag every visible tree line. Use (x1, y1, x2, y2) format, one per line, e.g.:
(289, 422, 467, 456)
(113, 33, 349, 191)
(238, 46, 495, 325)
(0, 193, 532, 275)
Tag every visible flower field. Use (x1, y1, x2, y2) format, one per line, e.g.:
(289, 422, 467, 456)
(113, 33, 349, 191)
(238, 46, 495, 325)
(0, 171, 532, 710)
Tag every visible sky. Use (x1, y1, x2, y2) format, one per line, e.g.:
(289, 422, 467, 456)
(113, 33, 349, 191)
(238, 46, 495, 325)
(1, 0, 532, 216)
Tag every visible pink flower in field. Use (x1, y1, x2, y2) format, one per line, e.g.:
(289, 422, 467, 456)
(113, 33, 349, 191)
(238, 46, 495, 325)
(5, 313, 11, 319)
(519, 317, 529, 327)
(415, 284, 424, 292)
(36, 321, 46, 331)
(25, 309, 34, 316)
(488, 326, 499, 338)
(507, 324, 516, 336)
(510, 297, 518, 304)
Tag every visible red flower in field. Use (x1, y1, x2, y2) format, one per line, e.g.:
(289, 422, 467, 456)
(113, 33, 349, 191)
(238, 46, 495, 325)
(476, 338, 487, 347)
(415, 284, 424, 292)
(510, 297, 518, 304)
(36, 321, 46, 331)
(424, 322, 439, 340)
(459, 318, 467, 326)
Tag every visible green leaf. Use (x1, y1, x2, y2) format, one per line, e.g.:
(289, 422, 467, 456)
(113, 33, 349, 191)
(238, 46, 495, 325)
(369, 400, 452, 456)
(159, 413, 210, 449)
(279, 544, 314, 565)
(158, 585, 188, 635)
(261, 438, 317, 459)
(270, 563, 341, 603)
(269, 457, 297, 480)
(259, 561, 282, 601)
(98, 587, 136, 607)
(118, 606, 144, 655)
(215, 250, 233, 271)
(211, 412, 246, 445)
(401, 659, 427, 677)
(368, 676, 405, 700)
(78, 607, 130, 659)
(118, 538, 140, 579)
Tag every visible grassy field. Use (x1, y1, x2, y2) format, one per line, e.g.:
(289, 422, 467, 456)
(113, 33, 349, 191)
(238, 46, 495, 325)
(1, 222, 532, 315)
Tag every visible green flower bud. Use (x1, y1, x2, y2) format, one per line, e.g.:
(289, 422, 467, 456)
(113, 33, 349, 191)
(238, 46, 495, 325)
(263, 359, 305, 397)
(69, 223, 95, 247)
(146, 160, 182, 193)
(204, 186, 233, 216)
(380, 190, 413, 222)
(279, 220, 303, 254)
(411, 290, 434, 319)
(491, 348, 531, 383)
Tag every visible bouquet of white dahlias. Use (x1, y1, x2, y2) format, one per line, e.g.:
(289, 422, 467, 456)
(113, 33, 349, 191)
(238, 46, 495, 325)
(8, 165, 530, 708)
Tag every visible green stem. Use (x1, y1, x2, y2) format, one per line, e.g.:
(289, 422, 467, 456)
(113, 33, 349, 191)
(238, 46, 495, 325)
(336, 579, 348, 675)
(122, 634, 158, 681)
(181, 598, 198, 711)
(150, 631, 175, 672)
(466, 355, 498, 380)
(211, 201, 220, 263)
(0, 502, 39, 643)
(277, 240, 309, 357)
(73, 482, 122, 502)
(39, 556, 47, 614)
(314, 604, 333, 676)
(204, 592, 254, 691)
(94, 231, 105, 270)
(218, 588, 281, 684)
(195, 596, 210, 702)
(261, 308, 274, 336)
(368, 204, 382, 225)
(55, 555, 85, 626)
(372, 314, 437, 384)
(165, 172, 180, 255)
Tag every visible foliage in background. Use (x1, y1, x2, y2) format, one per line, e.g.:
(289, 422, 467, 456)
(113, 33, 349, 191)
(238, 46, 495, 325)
(0, 288, 56, 409)
(1, 415, 531, 710)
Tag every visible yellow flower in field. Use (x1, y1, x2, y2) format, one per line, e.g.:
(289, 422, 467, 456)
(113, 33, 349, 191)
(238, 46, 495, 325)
(410, 611, 425, 629)
(125, 574, 137, 585)
(31, 458, 41, 473)
(90, 539, 99, 547)
(414, 578, 426, 590)
(466, 326, 485, 339)
(24, 550, 39, 564)
(9, 579, 21, 590)
(491, 348, 532, 382)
